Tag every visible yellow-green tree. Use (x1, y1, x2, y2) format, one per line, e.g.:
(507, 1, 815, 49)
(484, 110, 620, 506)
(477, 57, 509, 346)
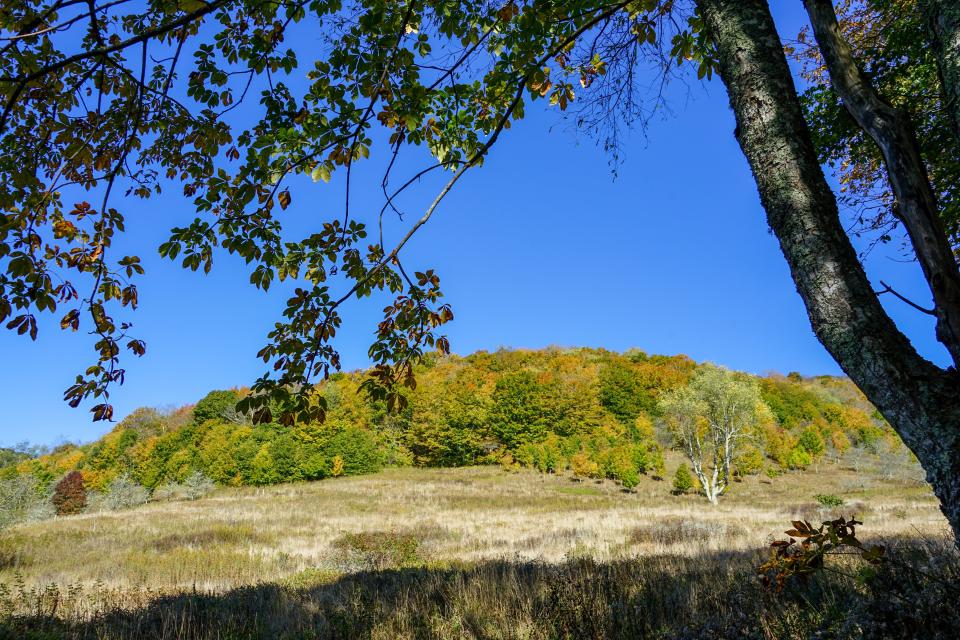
(660, 366, 769, 504)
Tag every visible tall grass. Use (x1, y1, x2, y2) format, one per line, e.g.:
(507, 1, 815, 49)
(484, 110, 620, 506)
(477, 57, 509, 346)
(0, 461, 953, 638)
(1, 545, 958, 639)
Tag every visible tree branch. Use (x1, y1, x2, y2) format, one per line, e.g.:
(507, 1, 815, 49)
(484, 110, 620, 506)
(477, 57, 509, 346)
(805, 0, 960, 368)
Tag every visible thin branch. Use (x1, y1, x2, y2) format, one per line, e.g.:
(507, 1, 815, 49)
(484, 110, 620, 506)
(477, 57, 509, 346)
(875, 280, 937, 315)
(0, 0, 231, 132)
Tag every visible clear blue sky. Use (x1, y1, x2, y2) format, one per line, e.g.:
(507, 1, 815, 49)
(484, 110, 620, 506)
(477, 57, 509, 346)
(0, 4, 948, 446)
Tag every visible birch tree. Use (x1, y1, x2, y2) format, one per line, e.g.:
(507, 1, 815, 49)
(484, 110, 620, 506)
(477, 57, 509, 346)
(659, 366, 767, 504)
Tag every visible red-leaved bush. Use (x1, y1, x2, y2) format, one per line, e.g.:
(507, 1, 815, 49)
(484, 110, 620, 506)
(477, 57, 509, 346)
(52, 471, 86, 516)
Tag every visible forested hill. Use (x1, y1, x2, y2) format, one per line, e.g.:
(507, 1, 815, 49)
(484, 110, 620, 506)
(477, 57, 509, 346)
(5, 348, 900, 491)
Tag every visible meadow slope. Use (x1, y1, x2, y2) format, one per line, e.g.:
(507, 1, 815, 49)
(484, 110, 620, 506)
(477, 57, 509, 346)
(1, 456, 956, 639)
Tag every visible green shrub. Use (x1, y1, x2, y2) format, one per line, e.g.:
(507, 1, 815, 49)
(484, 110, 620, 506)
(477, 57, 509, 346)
(814, 493, 844, 507)
(645, 443, 666, 476)
(734, 446, 764, 476)
(332, 530, 422, 570)
(117, 407, 168, 437)
(799, 425, 826, 458)
(830, 430, 852, 455)
(16, 349, 898, 496)
(673, 464, 694, 494)
(249, 444, 279, 485)
(783, 446, 813, 470)
(604, 445, 641, 489)
(598, 361, 656, 423)
(51, 471, 86, 516)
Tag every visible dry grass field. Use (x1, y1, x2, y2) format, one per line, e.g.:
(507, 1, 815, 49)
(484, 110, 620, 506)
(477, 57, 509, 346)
(0, 451, 956, 639)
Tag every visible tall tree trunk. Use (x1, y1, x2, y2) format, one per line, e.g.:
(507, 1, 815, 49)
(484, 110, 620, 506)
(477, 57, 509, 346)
(804, 0, 960, 369)
(923, 0, 960, 141)
(695, 0, 960, 541)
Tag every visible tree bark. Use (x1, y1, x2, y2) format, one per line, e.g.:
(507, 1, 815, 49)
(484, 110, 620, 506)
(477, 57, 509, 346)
(695, 0, 960, 541)
(923, 0, 960, 142)
(805, 0, 960, 370)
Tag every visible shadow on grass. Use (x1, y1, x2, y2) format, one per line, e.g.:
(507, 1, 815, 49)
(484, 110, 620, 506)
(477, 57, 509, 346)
(1, 542, 957, 640)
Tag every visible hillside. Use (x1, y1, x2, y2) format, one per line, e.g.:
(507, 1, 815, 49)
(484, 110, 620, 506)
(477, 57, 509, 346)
(3, 347, 905, 495)
(0, 349, 952, 639)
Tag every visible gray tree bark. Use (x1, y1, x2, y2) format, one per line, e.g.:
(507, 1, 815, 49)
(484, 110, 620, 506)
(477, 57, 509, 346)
(923, 0, 960, 141)
(804, 0, 960, 370)
(695, 0, 960, 541)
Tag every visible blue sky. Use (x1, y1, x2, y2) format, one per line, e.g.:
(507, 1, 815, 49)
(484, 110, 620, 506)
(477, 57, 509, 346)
(0, 4, 948, 446)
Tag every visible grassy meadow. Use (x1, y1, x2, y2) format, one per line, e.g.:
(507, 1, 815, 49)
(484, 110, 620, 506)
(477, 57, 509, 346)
(1, 450, 957, 639)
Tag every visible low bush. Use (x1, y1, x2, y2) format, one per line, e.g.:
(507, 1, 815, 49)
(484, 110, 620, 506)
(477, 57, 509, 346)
(332, 529, 423, 570)
(102, 474, 150, 511)
(814, 493, 844, 508)
(629, 517, 747, 546)
(0, 475, 52, 529)
(152, 471, 215, 502)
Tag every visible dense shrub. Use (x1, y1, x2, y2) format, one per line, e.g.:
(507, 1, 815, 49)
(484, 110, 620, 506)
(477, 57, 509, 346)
(759, 378, 828, 429)
(332, 529, 422, 570)
(673, 464, 694, 494)
(783, 446, 813, 470)
(814, 493, 844, 507)
(798, 425, 826, 458)
(734, 446, 764, 477)
(570, 451, 600, 479)
(516, 438, 564, 473)
(116, 407, 168, 437)
(601, 445, 642, 489)
(51, 471, 86, 516)
(324, 428, 385, 476)
(0, 447, 31, 472)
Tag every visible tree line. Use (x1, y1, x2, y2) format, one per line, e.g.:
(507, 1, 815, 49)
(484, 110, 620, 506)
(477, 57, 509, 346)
(3, 348, 899, 501)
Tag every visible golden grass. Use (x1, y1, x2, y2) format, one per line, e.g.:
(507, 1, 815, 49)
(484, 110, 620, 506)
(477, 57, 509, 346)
(2, 452, 958, 638)
(0, 450, 946, 594)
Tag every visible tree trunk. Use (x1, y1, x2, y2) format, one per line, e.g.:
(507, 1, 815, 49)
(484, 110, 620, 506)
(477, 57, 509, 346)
(923, 0, 960, 141)
(689, 458, 711, 502)
(695, 0, 960, 541)
(805, 0, 960, 369)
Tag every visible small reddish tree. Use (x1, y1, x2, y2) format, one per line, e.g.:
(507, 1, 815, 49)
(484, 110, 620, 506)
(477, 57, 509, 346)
(52, 471, 86, 516)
